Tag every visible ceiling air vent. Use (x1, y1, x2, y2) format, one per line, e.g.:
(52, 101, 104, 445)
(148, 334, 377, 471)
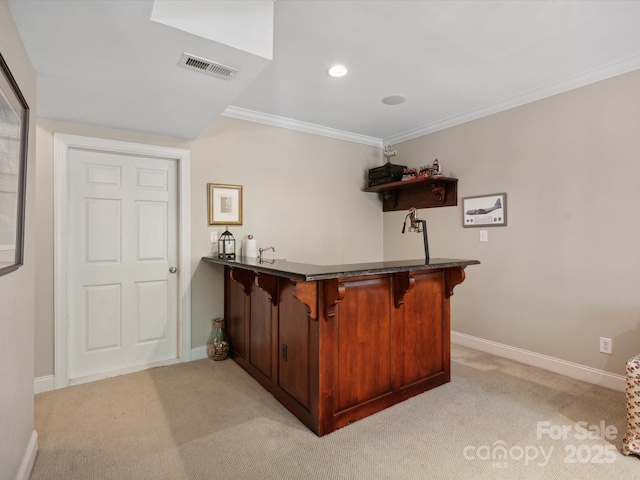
(178, 53, 238, 80)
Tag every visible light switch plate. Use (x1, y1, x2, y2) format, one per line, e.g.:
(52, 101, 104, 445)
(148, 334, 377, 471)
(480, 230, 488, 243)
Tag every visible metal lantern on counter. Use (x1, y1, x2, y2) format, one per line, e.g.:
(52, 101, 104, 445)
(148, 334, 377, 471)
(218, 228, 236, 259)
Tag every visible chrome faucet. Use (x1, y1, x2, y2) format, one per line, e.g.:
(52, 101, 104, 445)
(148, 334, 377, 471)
(258, 246, 275, 264)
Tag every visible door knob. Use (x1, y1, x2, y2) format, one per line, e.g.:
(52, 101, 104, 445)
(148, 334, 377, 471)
(169, 266, 177, 274)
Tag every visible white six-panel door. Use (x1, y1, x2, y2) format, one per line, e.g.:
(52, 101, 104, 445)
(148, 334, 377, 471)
(67, 148, 178, 381)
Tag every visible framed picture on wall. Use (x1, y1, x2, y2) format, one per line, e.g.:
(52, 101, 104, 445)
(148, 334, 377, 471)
(462, 193, 507, 227)
(208, 183, 243, 225)
(0, 52, 30, 277)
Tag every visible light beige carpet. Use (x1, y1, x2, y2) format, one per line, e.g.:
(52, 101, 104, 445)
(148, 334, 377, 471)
(29, 345, 640, 479)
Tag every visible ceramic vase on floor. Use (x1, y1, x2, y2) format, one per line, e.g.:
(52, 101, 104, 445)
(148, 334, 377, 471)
(206, 318, 229, 361)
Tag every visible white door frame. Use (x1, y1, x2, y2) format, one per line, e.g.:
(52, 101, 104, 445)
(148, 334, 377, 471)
(54, 133, 191, 389)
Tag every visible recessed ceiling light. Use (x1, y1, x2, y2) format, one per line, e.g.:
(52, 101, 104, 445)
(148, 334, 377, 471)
(382, 94, 406, 105)
(327, 65, 348, 78)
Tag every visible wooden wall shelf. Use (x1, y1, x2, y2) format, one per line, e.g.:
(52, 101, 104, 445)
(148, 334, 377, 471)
(364, 176, 458, 212)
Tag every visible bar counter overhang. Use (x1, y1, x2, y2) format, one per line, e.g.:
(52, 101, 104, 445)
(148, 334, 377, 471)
(202, 256, 479, 436)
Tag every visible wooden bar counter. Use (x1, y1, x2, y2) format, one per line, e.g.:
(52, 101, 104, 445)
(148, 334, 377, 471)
(202, 256, 479, 436)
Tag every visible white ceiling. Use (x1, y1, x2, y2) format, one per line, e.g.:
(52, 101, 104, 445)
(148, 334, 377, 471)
(8, 0, 640, 145)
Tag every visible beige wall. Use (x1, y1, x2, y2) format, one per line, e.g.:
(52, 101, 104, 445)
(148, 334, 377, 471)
(0, 1, 37, 477)
(189, 116, 382, 349)
(384, 69, 640, 376)
(34, 115, 382, 377)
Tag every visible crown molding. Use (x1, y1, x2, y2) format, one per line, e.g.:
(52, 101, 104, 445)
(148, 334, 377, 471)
(222, 106, 383, 148)
(225, 55, 640, 148)
(386, 54, 640, 145)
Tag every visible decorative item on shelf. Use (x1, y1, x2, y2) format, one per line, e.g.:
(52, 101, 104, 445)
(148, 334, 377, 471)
(218, 227, 236, 259)
(206, 318, 229, 361)
(366, 143, 405, 187)
(418, 159, 441, 178)
(402, 168, 418, 181)
(368, 162, 406, 187)
(402, 207, 429, 262)
(382, 143, 397, 163)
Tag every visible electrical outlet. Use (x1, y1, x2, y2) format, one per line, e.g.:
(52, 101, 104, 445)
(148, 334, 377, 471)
(599, 337, 613, 355)
(210, 231, 218, 243)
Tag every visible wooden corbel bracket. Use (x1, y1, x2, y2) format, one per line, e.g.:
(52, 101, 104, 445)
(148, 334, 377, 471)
(444, 266, 466, 298)
(393, 271, 415, 308)
(230, 268, 252, 296)
(382, 191, 397, 210)
(324, 279, 346, 320)
(293, 281, 318, 321)
(255, 273, 279, 306)
(431, 183, 446, 203)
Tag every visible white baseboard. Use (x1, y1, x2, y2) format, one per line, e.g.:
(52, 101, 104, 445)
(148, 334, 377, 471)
(451, 331, 626, 392)
(16, 430, 37, 480)
(69, 358, 181, 387)
(35, 350, 209, 394)
(34, 375, 55, 394)
(38, 339, 625, 393)
(191, 345, 208, 361)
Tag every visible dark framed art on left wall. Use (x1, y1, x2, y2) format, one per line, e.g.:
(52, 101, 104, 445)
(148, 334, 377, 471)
(0, 52, 30, 276)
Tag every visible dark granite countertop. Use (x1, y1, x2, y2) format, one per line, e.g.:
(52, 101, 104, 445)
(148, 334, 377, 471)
(201, 256, 480, 281)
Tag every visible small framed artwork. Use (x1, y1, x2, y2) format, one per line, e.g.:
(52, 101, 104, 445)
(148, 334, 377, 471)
(462, 193, 507, 227)
(0, 52, 30, 277)
(208, 183, 243, 225)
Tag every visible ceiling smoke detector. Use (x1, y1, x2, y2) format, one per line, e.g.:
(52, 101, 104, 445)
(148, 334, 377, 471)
(178, 53, 238, 80)
(382, 94, 406, 105)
